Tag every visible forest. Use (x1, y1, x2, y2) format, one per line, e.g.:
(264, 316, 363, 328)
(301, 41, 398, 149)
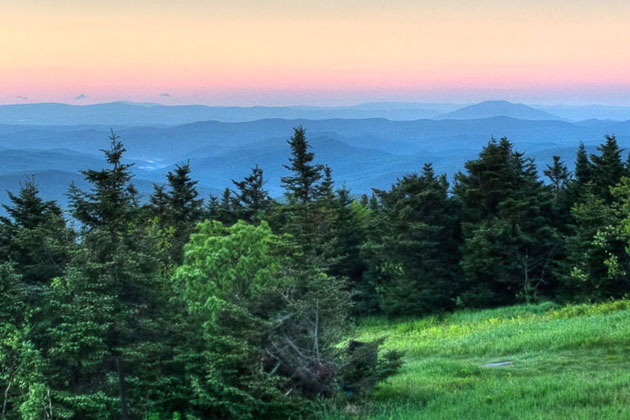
(2, 126, 630, 419)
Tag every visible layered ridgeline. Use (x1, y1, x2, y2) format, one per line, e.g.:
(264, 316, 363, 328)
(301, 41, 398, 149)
(2, 100, 630, 125)
(1, 100, 630, 206)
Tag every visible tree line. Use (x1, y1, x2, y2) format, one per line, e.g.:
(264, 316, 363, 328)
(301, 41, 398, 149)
(2, 127, 630, 418)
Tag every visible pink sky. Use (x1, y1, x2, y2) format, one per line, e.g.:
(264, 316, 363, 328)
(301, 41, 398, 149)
(2, 0, 630, 106)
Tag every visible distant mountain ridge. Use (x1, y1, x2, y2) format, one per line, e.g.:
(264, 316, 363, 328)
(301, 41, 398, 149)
(1, 114, 630, 206)
(3, 100, 630, 125)
(0, 101, 457, 125)
(436, 100, 561, 121)
(3, 98, 630, 211)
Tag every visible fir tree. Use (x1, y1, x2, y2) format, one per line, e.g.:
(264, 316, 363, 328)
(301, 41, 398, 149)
(231, 165, 272, 223)
(149, 162, 204, 264)
(47, 132, 180, 418)
(365, 163, 461, 315)
(68, 130, 138, 234)
(574, 142, 593, 187)
(0, 179, 74, 289)
(280, 126, 326, 257)
(590, 135, 625, 202)
(544, 155, 570, 200)
(164, 162, 204, 225)
(454, 138, 559, 306)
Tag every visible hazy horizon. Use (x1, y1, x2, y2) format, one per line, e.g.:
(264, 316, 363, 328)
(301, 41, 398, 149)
(4, 99, 630, 108)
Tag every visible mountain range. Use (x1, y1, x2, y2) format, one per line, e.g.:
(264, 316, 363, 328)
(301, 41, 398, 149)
(1, 100, 630, 209)
(2, 100, 630, 126)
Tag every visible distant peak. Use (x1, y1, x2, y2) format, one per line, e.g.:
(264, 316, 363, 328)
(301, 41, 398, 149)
(435, 100, 561, 121)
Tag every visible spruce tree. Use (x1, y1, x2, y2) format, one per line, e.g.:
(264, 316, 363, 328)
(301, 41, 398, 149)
(281, 127, 324, 206)
(280, 134, 345, 283)
(164, 162, 204, 225)
(544, 155, 570, 200)
(590, 135, 625, 202)
(566, 141, 594, 213)
(328, 186, 366, 283)
(47, 132, 180, 418)
(280, 126, 326, 257)
(454, 138, 559, 306)
(231, 165, 272, 223)
(0, 179, 74, 290)
(365, 163, 461, 315)
(149, 162, 204, 264)
(574, 142, 593, 187)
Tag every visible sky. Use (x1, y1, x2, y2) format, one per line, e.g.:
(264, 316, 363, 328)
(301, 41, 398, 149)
(2, 0, 630, 106)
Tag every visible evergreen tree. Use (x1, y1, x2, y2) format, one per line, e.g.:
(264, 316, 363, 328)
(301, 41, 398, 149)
(574, 142, 594, 187)
(544, 155, 570, 200)
(454, 138, 560, 306)
(205, 195, 221, 220)
(327, 186, 369, 311)
(149, 162, 204, 264)
(173, 220, 399, 417)
(46, 132, 180, 418)
(281, 126, 324, 206)
(280, 126, 325, 256)
(164, 162, 204, 225)
(0, 179, 74, 290)
(204, 189, 238, 225)
(365, 163, 461, 315)
(590, 135, 625, 202)
(68, 131, 138, 233)
(566, 142, 594, 207)
(231, 165, 272, 223)
(318, 165, 335, 200)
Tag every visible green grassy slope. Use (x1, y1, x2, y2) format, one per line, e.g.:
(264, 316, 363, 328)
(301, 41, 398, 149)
(325, 300, 630, 419)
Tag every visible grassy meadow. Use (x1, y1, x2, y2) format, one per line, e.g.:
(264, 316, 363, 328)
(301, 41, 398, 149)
(325, 300, 630, 419)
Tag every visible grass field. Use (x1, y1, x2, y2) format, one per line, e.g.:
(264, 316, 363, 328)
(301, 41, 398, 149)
(324, 300, 630, 419)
